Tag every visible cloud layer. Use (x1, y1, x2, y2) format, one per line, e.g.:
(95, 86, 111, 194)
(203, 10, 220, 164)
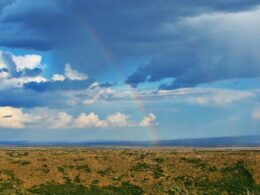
(0, 107, 157, 129)
(126, 9, 260, 88)
(1, 1, 260, 86)
(0, 1, 259, 139)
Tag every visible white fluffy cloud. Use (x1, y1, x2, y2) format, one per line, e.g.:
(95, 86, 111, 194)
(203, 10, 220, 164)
(82, 83, 116, 105)
(74, 113, 108, 128)
(0, 50, 47, 89)
(51, 64, 88, 82)
(0, 107, 157, 129)
(0, 50, 90, 90)
(140, 113, 157, 127)
(12, 54, 42, 71)
(107, 112, 133, 127)
(52, 74, 65, 81)
(0, 107, 30, 128)
(0, 76, 47, 90)
(65, 63, 87, 81)
(49, 112, 73, 129)
(252, 109, 260, 120)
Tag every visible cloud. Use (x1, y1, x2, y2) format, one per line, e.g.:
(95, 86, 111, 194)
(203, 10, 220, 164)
(0, 107, 158, 129)
(12, 54, 41, 71)
(252, 109, 260, 120)
(77, 86, 256, 107)
(51, 74, 65, 81)
(140, 113, 156, 127)
(81, 84, 116, 105)
(29, 109, 73, 129)
(184, 89, 255, 106)
(65, 64, 87, 81)
(106, 112, 133, 127)
(74, 113, 108, 128)
(21, 68, 42, 77)
(24, 79, 93, 92)
(0, 50, 46, 89)
(24, 63, 91, 92)
(126, 8, 260, 89)
(0, 88, 82, 108)
(1, 0, 260, 82)
(0, 106, 29, 128)
(51, 112, 73, 129)
(0, 50, 19, 77)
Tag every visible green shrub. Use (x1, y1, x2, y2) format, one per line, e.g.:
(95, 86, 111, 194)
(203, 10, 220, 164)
(58, 166, 65, 173)
(153, 158, 164, 163)
(131, 163, 151, 172)
(29, 181, 143, 195)
(153, 166, 164, 179)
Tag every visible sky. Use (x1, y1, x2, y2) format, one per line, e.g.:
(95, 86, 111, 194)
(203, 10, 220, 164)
(0, 0, 260, 142)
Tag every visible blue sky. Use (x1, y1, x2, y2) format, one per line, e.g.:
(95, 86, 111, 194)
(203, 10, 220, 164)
(0, 0, 260, 141)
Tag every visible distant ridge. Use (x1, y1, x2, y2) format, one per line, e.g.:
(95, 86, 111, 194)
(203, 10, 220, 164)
(0, 135, 259, 147)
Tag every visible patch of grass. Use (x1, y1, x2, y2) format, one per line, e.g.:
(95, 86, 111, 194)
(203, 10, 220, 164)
(181, 157, 216, 172)
(74, 175, 81, 183)
(37, 158, 47, 161)
(41, 164, 49, 174)
(75, 165, 91, 173)
(131, 163, 151, 172)
(11, 160, 31, 166)
(5, 151, 29, 158)
(98, 168, 113, 176)
(57, 166, 65, 173)
(29, 181, 143, 195)
(0, 169, 23, 194)
(153, 158, 164, 163)
(138, 153, 147, 160)
(73, 157, 85, 161)
(58, 164, 91, 173)
(193, 161, 260, 194)
(153, 166, 164, 179)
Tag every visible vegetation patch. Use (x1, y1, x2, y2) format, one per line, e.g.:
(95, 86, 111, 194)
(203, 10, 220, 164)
(41, 164, 49, 174)
(131, 163, 151, 172)
(153, 158, 164, 163)
(11, 160, 31, 166)
(98, 168, 113, 177)
(177, 161, 260, 194)
(0, 149, 258, 194)
(29, 181, 143, 195)
(153, 166, 164, 179)
(181, 157, 217, 172)
(131, 162, 164, 179)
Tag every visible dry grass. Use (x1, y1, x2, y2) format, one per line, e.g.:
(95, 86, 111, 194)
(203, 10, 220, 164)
(0, 147, 259, 194)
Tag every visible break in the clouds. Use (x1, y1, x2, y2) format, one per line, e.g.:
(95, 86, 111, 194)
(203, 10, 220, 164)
(0, 1, 259, 140)
(0, 50, 94, 92)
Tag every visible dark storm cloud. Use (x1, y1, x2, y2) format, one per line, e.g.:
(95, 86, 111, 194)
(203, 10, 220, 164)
(0, 88, 76, 108)
(99, 82, 116, 88)
(24, 79, 94, 92)
(0, 89, 49, 107)
(1, 0, 260, 87)
(20, 68, 42, 77)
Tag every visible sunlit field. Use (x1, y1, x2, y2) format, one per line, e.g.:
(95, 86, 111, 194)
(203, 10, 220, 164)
(0, 148, 259, 194)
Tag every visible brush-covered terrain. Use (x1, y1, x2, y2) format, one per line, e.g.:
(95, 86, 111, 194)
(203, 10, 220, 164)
(0, 148, 259, 194)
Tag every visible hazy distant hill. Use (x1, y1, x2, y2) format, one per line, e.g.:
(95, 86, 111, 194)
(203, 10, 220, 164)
(0, 135, 259, 147)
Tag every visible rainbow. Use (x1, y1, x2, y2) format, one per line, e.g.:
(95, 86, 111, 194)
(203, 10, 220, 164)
(75, 15, 159, 145)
